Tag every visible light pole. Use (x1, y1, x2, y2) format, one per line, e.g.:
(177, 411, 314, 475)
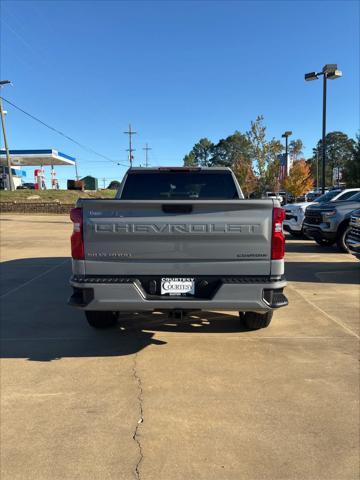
(0, 80, 14, 191)
(281, 131, 292, 176)
(305, 64, 342, 194)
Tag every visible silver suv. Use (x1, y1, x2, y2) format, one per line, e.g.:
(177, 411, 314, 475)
(283, 188, 360, 237)
(303, 192, 360, 252)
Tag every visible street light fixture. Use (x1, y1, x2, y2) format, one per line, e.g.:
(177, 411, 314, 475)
(281, 130, 292, 176)
(304, 64, 342, 193)
(304, 72, 319, 81)
(0, 80, 14, 191)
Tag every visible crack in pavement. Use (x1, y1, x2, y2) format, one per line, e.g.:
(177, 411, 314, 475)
(132, 352, 144, 480)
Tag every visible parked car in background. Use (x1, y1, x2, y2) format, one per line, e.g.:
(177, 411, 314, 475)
(283, 188, 360, 238)
(262, 191, 284, 205)
(303, 192, 360, 252)
(345, 209, 360, 260)
(16, 182, 36, 190)
(305, 190, 328, 202)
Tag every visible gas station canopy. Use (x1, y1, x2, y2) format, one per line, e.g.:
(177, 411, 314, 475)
(0, 149, 76, 166)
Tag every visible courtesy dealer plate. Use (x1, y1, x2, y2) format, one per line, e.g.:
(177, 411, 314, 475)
(161, 277, 195, 295)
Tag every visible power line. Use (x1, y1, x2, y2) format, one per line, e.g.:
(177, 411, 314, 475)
(0, 96, 129, 167)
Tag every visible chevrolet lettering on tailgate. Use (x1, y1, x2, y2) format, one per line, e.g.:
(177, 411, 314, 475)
(94, 222, 261, 234)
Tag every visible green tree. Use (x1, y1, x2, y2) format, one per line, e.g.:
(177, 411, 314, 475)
(343, 134, 360, 187)
(289, 139, 304, 160)
(312, 131, 355, 186)
(107, 180, 121, 190)
(183, 152, 196, 166)
(183, 138, 214, 166)
(211, 131, 252, 167)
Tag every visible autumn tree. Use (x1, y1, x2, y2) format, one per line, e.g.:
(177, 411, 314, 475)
(247, 115, 283, 193)
(232, 157, 258, 197)
(182, 116, 300, 196)
(265, 158, 281, 193)
(283, 159, 314, 200)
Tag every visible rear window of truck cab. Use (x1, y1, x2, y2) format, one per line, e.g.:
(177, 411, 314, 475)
(120, 171, 240, 200)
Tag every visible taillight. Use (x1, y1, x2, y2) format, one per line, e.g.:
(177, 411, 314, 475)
(271, 207, 286, 260)
(70, 207, 84, 260)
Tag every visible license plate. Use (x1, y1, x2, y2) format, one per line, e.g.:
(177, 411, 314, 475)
(161, 277, 195, 296)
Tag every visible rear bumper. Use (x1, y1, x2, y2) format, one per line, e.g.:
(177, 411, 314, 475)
(69, 275, 288, 312)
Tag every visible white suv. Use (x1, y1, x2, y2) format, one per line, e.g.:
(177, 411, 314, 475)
(283, 188, 360, 237)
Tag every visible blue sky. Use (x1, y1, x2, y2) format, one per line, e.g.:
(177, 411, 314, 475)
(1, 0, 359, 187)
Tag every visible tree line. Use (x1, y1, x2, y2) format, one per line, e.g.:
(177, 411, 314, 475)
(183, 116, 359, 198)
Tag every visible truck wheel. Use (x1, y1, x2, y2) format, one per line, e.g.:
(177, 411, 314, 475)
(314, 238, 335, 247)
(85, 311, 118, 329)
(240, 311, 273, 330)
(336, 224, 351, 253)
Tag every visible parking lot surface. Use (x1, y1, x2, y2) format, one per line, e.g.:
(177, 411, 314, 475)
(1, 214, 359, 480)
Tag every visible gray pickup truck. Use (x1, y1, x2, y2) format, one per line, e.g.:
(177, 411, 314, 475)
(69, 167, 288, 330)
(303, 191, 360, 252)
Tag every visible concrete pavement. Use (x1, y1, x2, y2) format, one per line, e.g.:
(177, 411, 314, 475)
(0, 214, 359, 480)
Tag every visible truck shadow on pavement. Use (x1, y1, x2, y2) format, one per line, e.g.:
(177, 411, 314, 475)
(285, 239, 338, 254)
(0, 255, 358, 361)
(285, 261, 360, 284)
(284, 237, 360, 284)
(0, 257, 248, 362)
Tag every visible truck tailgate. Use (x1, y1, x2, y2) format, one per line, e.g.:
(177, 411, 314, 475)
(82, 199, 273, 276)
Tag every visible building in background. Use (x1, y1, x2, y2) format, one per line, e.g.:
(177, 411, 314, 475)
(81, 175, 98, 191)
(0, 149, 77, 190)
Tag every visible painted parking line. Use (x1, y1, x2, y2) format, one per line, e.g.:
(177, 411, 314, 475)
(287, 284, 359, 339)
(0, 259, 70, 300)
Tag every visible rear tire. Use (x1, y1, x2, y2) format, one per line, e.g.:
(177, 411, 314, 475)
(336, 224, 351, 253)
(85, 311, 118, 329)
(314, 237, 335, 247)
(240, 311, 273, 330)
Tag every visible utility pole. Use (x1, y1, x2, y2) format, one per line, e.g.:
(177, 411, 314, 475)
(103, 177, 106, 189)
(143, 143, 152, 167)
(0, 80, 14, 191)
(124, 123, 137, 167)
